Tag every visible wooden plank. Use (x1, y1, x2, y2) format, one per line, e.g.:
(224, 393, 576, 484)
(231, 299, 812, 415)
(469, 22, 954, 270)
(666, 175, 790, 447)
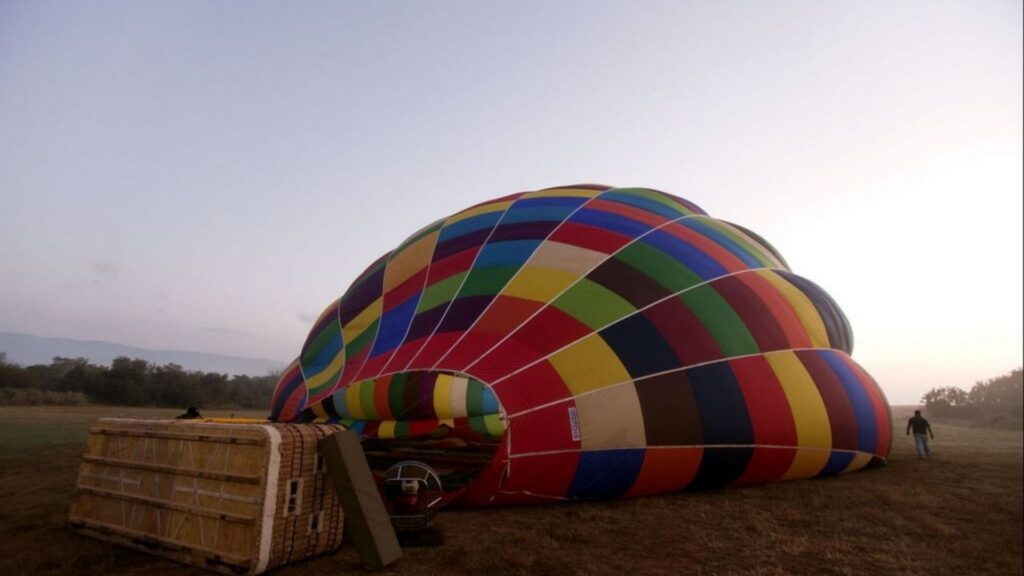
(74, 485, 256, 524)
(81, 455, 263, 485)
(90, 427, 266, 446)
(69, 517, 251, 568)
(320, 430, 402, 570)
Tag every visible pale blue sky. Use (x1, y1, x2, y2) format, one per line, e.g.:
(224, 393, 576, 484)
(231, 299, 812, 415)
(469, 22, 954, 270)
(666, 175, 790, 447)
(1, 1, 1021, 403)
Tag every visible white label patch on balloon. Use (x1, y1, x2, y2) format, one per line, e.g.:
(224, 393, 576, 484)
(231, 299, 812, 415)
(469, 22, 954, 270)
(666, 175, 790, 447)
(568, 406, 581, 442)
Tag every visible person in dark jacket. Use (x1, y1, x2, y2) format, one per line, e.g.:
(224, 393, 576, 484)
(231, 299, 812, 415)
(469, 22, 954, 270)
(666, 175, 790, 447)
(906, 410, 934, 458)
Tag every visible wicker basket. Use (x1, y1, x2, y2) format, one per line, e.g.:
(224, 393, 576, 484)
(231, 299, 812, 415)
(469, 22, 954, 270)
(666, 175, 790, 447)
(68, 419, 346, 574)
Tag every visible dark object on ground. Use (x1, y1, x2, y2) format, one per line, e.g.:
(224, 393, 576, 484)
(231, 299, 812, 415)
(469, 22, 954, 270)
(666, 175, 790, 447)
(396, 525, 445, 547)
(320, 430, 402, 570)
(174, 406, 201, 419)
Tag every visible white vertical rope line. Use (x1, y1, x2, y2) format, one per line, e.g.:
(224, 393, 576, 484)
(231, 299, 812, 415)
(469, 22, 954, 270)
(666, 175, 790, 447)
(462, 210, 703, 375)
(333, 248, 397, 397)
(331, 217, 447, 390)
(487, 265, 780, 390)
(505, 345, 837, 419)
(425, 186, 610, 368)
(296, 245, 396, 413)
(375, 219, 446, 377)
(292, 294, 348, 412)
(292, 301, 339, 418)
(502, 413, 513, 497)
(399, 196, 522, 372)
(290, 363, 311, 420)
(429, 189, 608, 371)
(316, 295, 345, 404)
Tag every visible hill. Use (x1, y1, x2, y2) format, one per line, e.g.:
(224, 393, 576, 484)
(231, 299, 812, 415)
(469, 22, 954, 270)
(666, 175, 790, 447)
(0, 331, 286, 376)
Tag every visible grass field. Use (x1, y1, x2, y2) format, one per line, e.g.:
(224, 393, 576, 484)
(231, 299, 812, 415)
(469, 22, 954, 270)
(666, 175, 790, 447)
(0, 406, 1020, 576)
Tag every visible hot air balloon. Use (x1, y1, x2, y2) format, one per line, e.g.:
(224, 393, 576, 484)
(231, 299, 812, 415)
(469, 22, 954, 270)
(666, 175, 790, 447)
(271, 185, 892, 506)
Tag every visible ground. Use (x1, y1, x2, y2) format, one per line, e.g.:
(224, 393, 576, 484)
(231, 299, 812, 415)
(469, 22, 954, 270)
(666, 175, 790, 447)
(0, 406, 1020, 576)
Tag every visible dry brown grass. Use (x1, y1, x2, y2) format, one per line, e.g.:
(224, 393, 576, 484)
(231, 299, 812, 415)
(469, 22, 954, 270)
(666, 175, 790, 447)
(1, 405, 1020, 575)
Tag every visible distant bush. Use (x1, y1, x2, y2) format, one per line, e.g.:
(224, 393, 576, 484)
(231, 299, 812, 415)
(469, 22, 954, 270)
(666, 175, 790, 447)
(0, 353, 277, 410)
(923, 367, 1023, 421)
(0, 388, 89, 406)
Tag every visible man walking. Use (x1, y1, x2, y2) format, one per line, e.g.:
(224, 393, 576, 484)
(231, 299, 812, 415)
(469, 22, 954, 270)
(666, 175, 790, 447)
(906, 410, 934, 459)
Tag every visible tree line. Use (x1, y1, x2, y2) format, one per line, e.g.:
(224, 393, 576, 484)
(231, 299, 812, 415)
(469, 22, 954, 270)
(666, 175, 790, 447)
(0, 352, 278, 409)
(922, 367, 1022, 420)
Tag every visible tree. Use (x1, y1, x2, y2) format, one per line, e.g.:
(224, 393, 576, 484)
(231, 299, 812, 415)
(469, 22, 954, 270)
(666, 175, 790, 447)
(922, 367, 1023, 419)
(922, 386, 968, 416)
(0, 354, 276, 409)
(0, 358, 42, 389)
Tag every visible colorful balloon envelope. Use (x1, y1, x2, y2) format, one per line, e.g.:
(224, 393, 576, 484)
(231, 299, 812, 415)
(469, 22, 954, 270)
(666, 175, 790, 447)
(271, 184, 892, 505)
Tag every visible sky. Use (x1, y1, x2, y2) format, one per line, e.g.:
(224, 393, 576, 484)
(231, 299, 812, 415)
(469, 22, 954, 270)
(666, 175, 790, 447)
(1, 1, 1020, 404)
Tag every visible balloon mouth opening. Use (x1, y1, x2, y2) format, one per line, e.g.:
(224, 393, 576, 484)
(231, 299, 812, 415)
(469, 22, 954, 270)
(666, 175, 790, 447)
(322, 370, 507, 507)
